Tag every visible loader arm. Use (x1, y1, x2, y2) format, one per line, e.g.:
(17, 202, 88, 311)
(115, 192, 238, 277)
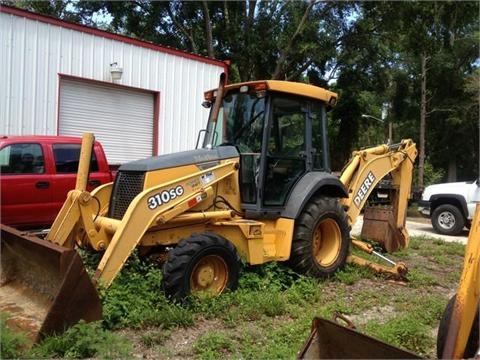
(43, 132, 239, 289)
(46, 152, 239, 288)
(46, 132, 96, 248)
(91, 160, 239, 288)
(340, 139, 417, 251)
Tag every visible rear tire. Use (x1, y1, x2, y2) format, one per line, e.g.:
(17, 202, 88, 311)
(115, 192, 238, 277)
(436, 294, 479, 358)
(432, 204, 465, 236)
(162, 233, 240, 301)
(289, 196, 350, 277)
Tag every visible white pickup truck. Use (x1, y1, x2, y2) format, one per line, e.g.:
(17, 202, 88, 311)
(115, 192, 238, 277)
(418, 178, 480, 236)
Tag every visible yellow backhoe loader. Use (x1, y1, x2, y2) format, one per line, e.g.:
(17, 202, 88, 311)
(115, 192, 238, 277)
(1, 74, 417, 343)
(299, 202, 480, 359)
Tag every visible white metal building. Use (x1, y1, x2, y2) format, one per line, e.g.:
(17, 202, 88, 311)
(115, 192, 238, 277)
(0, 6, 228, 164)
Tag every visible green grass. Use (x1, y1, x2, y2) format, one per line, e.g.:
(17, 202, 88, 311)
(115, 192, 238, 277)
(2, 235, 465, 359)
(28, 321, 133, 359)
(0, 314, 30, 359)
(364, 314, 435, 356)
(193, 331, 236, 360)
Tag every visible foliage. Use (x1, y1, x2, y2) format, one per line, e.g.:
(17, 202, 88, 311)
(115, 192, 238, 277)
(239, 261, 303, 291)
(3, 234, 466, 358)
(417, 160, 445, 187)
(98, 251, 194, 330)
(4, 0, 479, 180)
(0, 314, 29, 359)
(365, 314, 435, 356)
(28, 321, 132, 359)
(332, 262, 376, 285)
(363, 293, 446, 356)
(193, 331, 236, 360)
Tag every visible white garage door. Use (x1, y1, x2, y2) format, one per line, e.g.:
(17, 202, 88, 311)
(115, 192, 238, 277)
(59, 78, 155, 164)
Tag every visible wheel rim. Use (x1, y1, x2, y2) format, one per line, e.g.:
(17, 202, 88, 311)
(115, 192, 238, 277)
(438, 211, 455, 230)
(312, 218, 341, 267)
(190, 255, 229, 296)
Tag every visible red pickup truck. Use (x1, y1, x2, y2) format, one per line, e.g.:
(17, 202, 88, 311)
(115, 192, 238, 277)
(0, 135, 114, 229)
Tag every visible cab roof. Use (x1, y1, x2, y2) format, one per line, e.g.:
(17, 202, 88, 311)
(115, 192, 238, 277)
(206, 80, 338, 107)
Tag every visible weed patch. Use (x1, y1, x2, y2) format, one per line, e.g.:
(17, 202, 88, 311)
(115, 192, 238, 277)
(28, 321, 132, 359)
(193, 331, 236, 360)
(364, 313, 435, 357)
(4, 235, 465, 359)
(0, 314, 29, 359)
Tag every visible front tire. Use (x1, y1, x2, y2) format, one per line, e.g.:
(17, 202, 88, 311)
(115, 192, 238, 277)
(432, 204, 465, 236)
(162, 233, 240, 301)
(288, 196, 350, 277)
(437, 294, 479, 358)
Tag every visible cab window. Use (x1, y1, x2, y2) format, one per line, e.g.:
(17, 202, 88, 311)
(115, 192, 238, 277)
(0, 143, 45, 174)
(264, 97, 307, 205)
(214, 91, 266, 204)
(52, 144, 99, 173)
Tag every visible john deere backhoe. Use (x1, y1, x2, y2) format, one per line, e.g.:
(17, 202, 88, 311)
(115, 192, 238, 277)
(1, 74, 417, 343)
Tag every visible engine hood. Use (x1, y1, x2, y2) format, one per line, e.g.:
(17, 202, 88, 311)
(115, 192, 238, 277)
(118, 146, 239, 172)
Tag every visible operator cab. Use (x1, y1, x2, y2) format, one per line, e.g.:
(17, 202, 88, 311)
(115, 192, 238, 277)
(201, 80, 337, 216)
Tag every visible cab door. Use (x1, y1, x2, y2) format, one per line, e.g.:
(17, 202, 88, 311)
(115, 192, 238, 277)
(0, 142, 54, 228)
(262, 97, 308, 206)
(262, 97, 329, 206)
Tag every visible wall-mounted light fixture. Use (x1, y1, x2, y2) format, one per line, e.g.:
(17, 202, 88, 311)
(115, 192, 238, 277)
(109, 62, 123, 81)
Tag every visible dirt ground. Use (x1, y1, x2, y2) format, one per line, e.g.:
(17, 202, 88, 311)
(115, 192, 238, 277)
(117, 233, 465, 359)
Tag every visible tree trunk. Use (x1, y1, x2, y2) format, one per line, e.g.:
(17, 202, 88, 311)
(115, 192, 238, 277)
(272, 1, 314, 79)
(202, 2, 214, 58)
(448, 159, 457, 182)
(418, 53, 427, 189)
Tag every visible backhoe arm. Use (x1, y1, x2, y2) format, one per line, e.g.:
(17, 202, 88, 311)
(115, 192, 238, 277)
(340, 139, 417, 228)
(339, 139, 417, 279)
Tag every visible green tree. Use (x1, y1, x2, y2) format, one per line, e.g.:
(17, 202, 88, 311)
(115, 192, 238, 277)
(5, 1, 478, 179)
(2, 0, 83, 22)
(69, 1, 352, 83)
(347, 1, 479, 185)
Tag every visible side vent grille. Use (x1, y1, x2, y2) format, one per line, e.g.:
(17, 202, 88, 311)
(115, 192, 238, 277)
(109, 171, 145, 219)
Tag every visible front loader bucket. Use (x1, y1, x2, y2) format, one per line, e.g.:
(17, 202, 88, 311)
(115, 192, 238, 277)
(361, 205, 407, 252)
(0, 224, 102, 344)
(298, 317, 421, 359)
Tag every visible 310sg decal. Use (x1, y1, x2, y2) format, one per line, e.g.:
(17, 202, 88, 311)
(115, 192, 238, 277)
(148, 185, 184, 209)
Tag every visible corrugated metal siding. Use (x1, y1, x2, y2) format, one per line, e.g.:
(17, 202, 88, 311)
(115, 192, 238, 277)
(59, 79, 154, 163)
(0, 11, 225, 155)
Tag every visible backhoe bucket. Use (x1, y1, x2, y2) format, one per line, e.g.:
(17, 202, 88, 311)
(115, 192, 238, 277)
(298, 317, 421, 359)
(361, 205, 407, 252)
(0, 224, 102, 343)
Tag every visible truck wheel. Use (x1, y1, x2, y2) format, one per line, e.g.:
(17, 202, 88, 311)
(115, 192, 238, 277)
(436, 294, 479, 359)
(432, 204, 465, 236)
(289, 196, 350, 277)
(162, 233, 240, 301)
